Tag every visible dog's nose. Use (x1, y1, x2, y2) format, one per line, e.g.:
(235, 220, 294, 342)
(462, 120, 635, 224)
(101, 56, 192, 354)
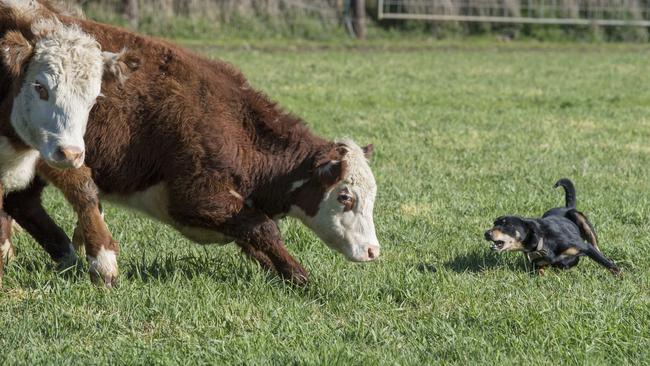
(484, 230, 492, 240)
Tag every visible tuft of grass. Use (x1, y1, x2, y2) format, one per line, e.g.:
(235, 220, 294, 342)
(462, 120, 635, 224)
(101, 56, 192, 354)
(1, 39, 650, 364)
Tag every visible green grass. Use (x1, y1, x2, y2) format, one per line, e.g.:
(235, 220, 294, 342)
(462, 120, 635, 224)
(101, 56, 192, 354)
(2, 39, 650, 365)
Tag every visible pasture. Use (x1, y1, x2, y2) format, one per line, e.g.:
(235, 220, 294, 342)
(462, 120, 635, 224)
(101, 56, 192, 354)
(1, 40, 649, 364)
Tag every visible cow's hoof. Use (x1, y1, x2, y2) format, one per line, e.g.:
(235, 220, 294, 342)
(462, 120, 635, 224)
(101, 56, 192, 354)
(89, 270, 118, 289)
(88, 249, 118, 289)
(280, 265, 309, 286)
(610, 267, 622, 276)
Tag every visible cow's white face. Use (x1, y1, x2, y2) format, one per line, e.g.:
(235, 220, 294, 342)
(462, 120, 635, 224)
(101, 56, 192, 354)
(3, 20, 105, 169)
(291, 140, 380, 262)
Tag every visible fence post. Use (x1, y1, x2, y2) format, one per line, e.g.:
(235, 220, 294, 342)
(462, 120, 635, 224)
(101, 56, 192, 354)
(123, 0, 139, 29)
(352, 0, 366, 39)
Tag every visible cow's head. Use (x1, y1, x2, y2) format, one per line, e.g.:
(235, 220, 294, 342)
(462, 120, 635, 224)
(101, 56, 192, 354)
(0, 19, 133, 169)
(290, 139, 380, 262)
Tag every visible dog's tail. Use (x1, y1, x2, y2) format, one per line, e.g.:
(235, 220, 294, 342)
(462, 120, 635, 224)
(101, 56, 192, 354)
(553, 178, 576, 208)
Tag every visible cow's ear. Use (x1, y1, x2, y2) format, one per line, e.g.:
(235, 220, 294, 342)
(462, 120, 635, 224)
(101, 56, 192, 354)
(315, 160, 346, 187)
(363, 144, 374, 160)
(102, 48, 140, 85)
(0, 31, 34, 78)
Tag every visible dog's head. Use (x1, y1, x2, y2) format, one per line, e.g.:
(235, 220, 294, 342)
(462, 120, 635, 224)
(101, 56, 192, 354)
(484, 216, 538, 253)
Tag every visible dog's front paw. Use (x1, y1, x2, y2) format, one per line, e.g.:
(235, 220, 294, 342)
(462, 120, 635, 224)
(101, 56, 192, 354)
(609, 266, 622, 276)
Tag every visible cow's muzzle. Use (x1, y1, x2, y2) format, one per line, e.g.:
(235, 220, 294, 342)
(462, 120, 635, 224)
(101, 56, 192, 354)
(49, 146, 85, 169)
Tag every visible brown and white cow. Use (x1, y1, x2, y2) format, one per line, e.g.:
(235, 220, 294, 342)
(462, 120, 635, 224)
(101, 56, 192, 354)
(0, 1, 130, 283)
(6, 1, 381, 287)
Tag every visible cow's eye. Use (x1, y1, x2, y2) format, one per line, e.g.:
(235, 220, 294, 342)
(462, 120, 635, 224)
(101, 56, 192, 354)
(337, 191, 355, 211)
(34, 82, 49, 101)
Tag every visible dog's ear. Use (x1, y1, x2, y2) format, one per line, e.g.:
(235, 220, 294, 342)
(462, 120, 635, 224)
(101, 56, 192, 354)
(522, 219, 542, 245)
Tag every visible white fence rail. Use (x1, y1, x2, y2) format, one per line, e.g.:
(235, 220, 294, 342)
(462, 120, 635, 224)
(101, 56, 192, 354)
(378, 0, 650, 26)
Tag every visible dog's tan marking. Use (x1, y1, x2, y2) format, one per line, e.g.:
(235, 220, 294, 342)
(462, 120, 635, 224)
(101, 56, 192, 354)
(561, 247, 580, 256)
(490, 229, 523, 252)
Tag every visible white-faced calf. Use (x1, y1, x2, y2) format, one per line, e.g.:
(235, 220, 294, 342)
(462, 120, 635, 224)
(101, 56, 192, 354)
(0, 4, 129, 283)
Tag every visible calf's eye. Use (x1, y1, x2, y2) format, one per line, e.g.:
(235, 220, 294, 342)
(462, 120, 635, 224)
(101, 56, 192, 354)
(34, 82, 49, 101)
(337, 191, 355, 211)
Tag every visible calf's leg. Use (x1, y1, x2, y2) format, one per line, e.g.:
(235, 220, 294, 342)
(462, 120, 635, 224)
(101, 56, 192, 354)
(37, 162, 119, 287)
(0, 182, 13, 286)
(4, 177, 77, 267)
(0, 211, 11, 287)
(169, 190, 308, 285)
(227, 210, 309, 285)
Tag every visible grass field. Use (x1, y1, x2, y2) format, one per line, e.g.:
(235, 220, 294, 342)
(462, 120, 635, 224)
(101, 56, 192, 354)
(1, 39, 650, 365)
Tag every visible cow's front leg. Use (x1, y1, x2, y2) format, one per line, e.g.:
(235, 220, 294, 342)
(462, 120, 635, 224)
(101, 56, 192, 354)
(224, 210, 309, 285)
(170, 191, 308, 285)
(0, 211, 11, 287)
(36, 162, 119, 287)
(4, 177, 77, 267)
(71, 203, 104, 257)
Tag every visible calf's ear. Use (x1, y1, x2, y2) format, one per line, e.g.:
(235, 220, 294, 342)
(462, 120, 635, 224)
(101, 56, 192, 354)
(363, 144, 374, 160)
(102, 48, 140, 85)
(0, 31, 34, 78)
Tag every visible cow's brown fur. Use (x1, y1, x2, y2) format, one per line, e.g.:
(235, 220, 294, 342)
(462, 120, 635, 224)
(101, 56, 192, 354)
(8, 4, 365, 285)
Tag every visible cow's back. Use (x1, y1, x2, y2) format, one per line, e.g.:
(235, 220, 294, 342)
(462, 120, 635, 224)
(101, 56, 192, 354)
(64, 18, 254, 195)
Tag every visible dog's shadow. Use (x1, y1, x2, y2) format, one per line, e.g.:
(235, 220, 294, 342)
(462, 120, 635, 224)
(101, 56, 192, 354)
(443, 249, 528, 273)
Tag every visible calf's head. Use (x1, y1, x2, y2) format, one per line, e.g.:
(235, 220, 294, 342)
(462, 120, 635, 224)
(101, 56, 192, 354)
(291, 140, 380, 262)
(0, 20, 132, 169)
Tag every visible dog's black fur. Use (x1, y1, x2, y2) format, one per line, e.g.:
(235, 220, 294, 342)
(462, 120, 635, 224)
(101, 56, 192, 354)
(484, 179, 620, 275)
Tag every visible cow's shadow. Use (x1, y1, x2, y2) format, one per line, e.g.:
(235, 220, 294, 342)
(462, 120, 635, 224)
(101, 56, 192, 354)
(443, 249, 528, 273)
(121, 253, 256, 284)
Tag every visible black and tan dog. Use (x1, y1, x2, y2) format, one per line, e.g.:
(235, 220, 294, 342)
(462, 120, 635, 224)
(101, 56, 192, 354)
(484, 179, 620, 275)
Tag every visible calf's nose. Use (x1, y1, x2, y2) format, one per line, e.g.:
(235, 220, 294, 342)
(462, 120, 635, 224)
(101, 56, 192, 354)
(367, 245, 380, 260)
(54, 146, 84, 168)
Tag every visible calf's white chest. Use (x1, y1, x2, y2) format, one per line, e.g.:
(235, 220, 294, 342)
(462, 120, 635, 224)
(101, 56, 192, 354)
(0, 136, 39, 192)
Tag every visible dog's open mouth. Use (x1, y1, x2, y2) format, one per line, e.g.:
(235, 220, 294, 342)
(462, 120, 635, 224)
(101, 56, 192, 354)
(490, 240, 505, 251)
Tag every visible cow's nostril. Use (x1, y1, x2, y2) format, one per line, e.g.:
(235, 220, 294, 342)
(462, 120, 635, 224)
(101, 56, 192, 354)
(367, 246, 380, 260)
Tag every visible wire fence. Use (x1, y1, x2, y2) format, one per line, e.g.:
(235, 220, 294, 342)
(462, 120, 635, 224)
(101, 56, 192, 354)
(378, 0, 650, 26)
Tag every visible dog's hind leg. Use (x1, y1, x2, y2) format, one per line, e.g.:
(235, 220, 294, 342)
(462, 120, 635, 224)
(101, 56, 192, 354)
(572, 241, 620, 275)
(566, 210, 600, 251)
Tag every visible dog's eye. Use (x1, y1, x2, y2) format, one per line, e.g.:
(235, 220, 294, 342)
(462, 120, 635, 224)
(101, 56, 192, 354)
(34, 82, 49, 101)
